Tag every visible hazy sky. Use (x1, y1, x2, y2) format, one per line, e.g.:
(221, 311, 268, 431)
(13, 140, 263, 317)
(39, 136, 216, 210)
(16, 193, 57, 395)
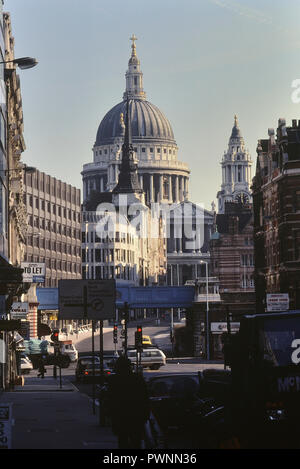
(4, 0, 300, 210)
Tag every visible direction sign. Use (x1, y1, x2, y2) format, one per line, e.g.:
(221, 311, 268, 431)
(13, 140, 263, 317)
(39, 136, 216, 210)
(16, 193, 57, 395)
(58, 279, 116, 320)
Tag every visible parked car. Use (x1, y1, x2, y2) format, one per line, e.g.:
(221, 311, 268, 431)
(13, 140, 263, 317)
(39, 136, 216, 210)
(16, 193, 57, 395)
(127, 348, 166, 370)
(146, 373, 218, 434)
(20, 355, 33, 374)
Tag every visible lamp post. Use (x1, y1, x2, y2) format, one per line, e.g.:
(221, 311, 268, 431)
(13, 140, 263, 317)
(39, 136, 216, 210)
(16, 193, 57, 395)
(200, 260, 210, 361)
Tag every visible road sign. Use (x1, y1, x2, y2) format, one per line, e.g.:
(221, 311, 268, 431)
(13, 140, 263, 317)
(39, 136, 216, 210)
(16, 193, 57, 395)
(58, 279, 116, 320)
(21, 262, 45, 283)
(0, 403, 12, 449)
(267, 293, 289, 312)
(10, 302, 28, 320)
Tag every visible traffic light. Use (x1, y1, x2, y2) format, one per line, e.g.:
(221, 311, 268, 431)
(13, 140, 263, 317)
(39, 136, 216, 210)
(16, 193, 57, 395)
(135, 325, 143, 351)
(50, 329, 59, 343)
(113, 324, 118, 344)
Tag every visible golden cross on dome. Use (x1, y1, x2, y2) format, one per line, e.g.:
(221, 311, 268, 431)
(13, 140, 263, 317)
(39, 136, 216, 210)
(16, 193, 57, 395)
(130, 34, 137, 56)
(130, 34, 137, 46)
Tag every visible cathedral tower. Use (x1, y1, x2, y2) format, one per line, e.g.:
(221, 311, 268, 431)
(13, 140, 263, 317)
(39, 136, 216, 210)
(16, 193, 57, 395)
(217, 116, 252, 213)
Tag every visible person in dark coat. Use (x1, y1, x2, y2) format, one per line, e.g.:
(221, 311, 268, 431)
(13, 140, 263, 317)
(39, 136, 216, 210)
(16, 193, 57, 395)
(37, 357, 46, 378)
(107, 356, 150, 449)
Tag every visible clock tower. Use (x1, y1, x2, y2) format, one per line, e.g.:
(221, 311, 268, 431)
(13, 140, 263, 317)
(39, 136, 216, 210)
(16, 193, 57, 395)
(217, 115, 252, 213)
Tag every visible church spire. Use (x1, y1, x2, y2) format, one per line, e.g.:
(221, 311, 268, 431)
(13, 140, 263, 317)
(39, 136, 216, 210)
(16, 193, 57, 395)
(123, 34, 146, 101)
(113, 96, 143, 194)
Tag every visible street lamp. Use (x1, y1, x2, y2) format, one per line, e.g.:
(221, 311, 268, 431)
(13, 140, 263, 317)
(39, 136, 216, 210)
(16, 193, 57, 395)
(200, 260, 210, 360)
(0, 57, 38, 70)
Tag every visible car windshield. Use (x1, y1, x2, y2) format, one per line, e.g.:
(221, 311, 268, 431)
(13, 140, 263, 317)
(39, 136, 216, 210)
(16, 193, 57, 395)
(261, 317, 300, 367)
(79, 357, 100, 365)
(149, 376, 199, 398)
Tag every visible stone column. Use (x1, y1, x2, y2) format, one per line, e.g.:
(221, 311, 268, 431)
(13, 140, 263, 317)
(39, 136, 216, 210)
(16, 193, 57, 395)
(100, 177, 104, 192)
(175, 176, 179, 203)
(150, 174, 154, 203)
(168, 175, 172, 202)
(159, 174, 163, 202)
(139, 175, 143, 189)
(185, 178, 189, 200)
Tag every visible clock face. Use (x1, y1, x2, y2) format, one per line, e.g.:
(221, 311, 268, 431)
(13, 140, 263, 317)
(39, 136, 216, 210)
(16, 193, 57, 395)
(235, 192, 249, 204)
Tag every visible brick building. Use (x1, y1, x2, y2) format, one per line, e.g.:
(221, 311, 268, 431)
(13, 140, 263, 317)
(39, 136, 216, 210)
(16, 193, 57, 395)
(23, 170, 82, 287)
(253, 118, 300, 312)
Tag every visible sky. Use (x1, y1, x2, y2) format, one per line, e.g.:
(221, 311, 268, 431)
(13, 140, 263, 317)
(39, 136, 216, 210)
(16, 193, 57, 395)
(4, 0, 300, 210)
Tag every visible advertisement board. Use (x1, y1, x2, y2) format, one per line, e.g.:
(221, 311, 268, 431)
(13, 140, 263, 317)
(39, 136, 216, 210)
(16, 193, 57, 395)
(10, 302, 28, 319)
(267, 293, 289, 312)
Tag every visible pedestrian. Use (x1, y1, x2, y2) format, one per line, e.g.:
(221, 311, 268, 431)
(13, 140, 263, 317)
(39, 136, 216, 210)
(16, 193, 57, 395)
(37, 357, 46, 379)
(107, 356, 150, 449)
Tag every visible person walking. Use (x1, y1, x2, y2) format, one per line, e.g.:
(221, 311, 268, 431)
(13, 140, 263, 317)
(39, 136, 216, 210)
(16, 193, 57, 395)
(37, 357, 46, 379)
(107, 356, 150, 449)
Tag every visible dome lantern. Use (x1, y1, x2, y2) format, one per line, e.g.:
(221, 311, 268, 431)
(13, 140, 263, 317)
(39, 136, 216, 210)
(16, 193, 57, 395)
(123, 34, 146, 101)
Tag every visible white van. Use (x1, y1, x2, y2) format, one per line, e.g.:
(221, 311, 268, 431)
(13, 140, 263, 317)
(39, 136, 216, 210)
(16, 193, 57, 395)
(127, 348, 166, 370)
(61, 343, 78, 362)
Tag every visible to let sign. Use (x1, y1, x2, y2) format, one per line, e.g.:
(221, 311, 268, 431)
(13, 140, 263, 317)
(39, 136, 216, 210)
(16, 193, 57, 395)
(21, 263, 45, 283)
(58, 279, 116, 320)
(267, 293, 289, 312)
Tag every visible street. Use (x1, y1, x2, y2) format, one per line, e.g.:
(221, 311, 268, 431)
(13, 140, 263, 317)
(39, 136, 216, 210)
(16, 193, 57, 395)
(54, 320, 224, 449)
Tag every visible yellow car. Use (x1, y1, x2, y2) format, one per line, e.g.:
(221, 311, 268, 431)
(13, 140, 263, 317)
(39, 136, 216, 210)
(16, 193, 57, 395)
(142, 335, 152, 346)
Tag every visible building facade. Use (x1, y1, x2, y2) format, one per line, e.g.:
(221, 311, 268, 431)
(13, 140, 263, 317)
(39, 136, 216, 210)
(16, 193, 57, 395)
(217, 116, 253, 214)
(210, 202, 255, 294)
(253, 118, 300, 312)
(23, 170, 82, 287)
(167, 202, 214, 286)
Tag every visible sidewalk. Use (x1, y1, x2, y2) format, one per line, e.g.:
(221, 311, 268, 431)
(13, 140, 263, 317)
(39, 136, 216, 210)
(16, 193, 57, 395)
(0, 374, 118, 449)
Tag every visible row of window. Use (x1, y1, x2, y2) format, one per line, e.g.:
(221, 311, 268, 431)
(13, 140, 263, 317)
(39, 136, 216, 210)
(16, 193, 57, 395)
(95, 147, 176, 156)
(28, 216, 81, 238)
(26, 195, 80, 221)
(27, 237, 80, 255)
(82, 231, 135, 244)
(25, 174, 80, 204)
(82, 248, 135, 264)
(82, 264, 135, 281)
(24, 255, 81, 273)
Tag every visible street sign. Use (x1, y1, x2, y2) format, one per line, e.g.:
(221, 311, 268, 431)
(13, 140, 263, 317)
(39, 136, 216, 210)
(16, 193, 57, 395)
(267, 293, 289, 312)
(0, 403, 12, 449)
(10, 302, 28, 320)
(58, 279, 116, 320)
(21, 262, 45, 283)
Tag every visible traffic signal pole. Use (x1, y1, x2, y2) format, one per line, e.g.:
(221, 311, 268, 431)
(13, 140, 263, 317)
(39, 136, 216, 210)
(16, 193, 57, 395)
(124, 302, 129, 358)
(99, 319, 105, 427)
(92, 320, 96, 415)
